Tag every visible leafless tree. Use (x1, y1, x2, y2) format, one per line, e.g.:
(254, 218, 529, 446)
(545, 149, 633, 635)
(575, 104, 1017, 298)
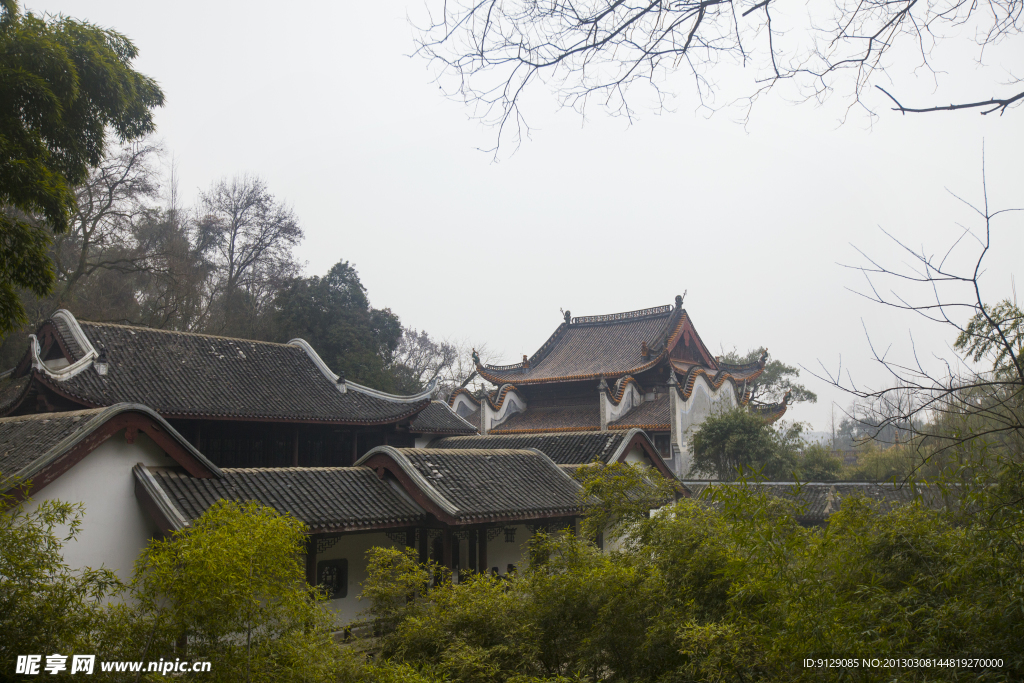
(195, 175, 303, 337)
(388, 327, 460, 394)
(415, 0, 1023, 150)
(811, 160, 1023, 492)
(50, 141, 162, 310)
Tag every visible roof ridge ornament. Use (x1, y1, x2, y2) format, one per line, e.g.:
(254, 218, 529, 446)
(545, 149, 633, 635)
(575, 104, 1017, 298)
(571, 304, 672, 325)
(675, 291, 686, 310)
(667, 368, 678, 386)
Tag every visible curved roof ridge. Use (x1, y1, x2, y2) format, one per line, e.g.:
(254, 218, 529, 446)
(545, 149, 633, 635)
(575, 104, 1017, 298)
(570, 303, 672, 325)
(79, 319, 299, 347)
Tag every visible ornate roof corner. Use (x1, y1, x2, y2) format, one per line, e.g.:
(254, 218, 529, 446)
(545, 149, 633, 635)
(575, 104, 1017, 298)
(751, 390, 791, 424)
(30, 310, 101, 381)
(290, 337, 435, 404)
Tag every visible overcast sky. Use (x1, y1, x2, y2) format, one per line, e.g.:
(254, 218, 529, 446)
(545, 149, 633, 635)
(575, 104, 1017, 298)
(32, 1, 1024, 430)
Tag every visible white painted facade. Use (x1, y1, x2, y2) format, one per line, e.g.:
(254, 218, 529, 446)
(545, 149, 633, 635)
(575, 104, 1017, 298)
(670, 374, 739, 478)
(314, 522, 552, 626)
(22, 430, 175, 582)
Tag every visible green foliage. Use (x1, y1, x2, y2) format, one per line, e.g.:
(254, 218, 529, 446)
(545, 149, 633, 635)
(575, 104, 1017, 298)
(797, 443, 844, 481)
(955, 299, 1024, 379)
(721, 348, 817, 405)
(123, 500, 342, 683)
(362, 481, 1024, 683)
(0, 490, 121, 681)
(689, 407, 801, 480)
(0, 1, 163, 333)
(272, 260, 404, 391)
(572, 461, 676, 541)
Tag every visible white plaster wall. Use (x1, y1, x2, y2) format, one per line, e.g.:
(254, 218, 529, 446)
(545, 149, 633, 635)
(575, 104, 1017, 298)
(620, 445, 652, 467)
(482, 524, 531, 576)
(317, 531, 406, 625)
(487, 388, 525, 430)
(674, 376, 738, 478)
(451, 394, 478, 419)
(22, 431, 175, 582)
(604, 382, 641, 424)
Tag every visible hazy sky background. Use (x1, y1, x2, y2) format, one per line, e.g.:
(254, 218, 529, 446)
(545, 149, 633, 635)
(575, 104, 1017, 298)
(31, 1, 1024, 430)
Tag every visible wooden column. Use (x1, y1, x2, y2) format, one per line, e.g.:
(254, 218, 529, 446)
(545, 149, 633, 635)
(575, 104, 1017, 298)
(291, 427, 300, 467)
(305, 536, 317, 586)
(478, 528, 488, 574)
(442, 528, 453, 573)
(406, 529, 416, 550)
(418, 527, 429, 564)
(468, 531, 477, 571)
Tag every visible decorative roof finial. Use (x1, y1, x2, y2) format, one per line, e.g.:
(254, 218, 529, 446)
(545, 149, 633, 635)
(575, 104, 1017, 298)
(336, 370, 347, 393)
(471, 348, 480, 365)
(522, 354, 530, 369)
(564, 310, 571, 324)
(597, 376, 608, 391)
(675, 291, 686, 310)
(667, 368, 678, 386)
(759, 348, 769, 365)
(782, 389, 792, 405)
(94, 347, 109, 377)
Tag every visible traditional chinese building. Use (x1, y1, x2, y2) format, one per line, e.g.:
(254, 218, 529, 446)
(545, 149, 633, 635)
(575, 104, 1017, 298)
(0, 310, 476, 468)
(449, 296, 787, 477)
(0, 401, 593, 623)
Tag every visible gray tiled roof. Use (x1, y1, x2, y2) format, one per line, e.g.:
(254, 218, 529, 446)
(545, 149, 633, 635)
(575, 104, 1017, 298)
(36, 319, 431, 424)
(609, 395, 670, 429)
(0, 374, 30, 415)
(0, 404, 220, 491)
(138, 466, 426, 532)
(481, 307, 674, 384)
(359, 447, 583, 521)
(490, 404, 601, 433)
(430, 431, 628, 465)
(684, 482, 948, 524)
(409, 401, 478, 434)
(0, 408, 104, 478)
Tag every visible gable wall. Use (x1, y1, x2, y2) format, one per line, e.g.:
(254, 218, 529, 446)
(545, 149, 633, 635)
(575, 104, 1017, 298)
(22, 431, 175, 583)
